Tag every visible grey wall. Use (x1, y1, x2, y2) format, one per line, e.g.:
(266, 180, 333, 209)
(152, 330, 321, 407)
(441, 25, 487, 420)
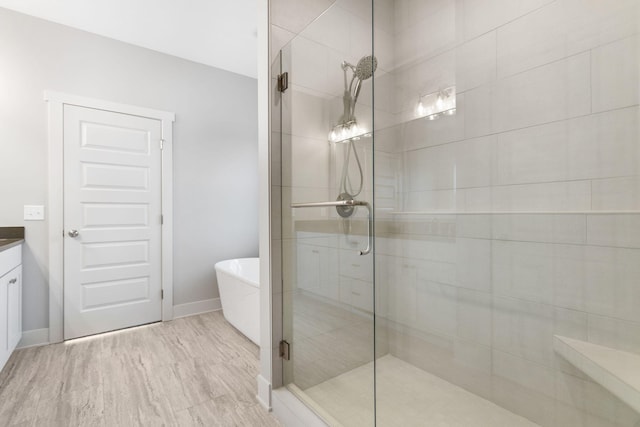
(0, 7, 259, 331)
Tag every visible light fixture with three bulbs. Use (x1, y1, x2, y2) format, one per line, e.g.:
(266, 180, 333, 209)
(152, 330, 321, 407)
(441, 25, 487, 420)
(416, 86, 456, 120)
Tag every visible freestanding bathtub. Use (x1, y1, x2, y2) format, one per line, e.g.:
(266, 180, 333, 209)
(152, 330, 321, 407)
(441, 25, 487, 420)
(214, 258, 260, 345)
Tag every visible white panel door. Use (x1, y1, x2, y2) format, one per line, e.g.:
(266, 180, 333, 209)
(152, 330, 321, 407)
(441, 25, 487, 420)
(63, 105, 163, 340)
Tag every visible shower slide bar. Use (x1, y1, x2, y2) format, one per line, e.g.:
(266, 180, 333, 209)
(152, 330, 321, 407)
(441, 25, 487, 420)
(291, 200, 372, 256)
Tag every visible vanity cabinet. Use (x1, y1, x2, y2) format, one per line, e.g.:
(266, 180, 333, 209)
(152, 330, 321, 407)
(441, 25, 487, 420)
(0, 245, 22, 371)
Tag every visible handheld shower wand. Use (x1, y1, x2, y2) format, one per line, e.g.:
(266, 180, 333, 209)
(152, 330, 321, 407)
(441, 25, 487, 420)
(350, 55, 377, 118)
(334, 55, 378, 218)
(340, 56, 378, 122)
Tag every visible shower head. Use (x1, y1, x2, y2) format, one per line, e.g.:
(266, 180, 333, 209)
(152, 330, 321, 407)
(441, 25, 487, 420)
(345, 55, 378, 102)
(348, 55, 378, 118)
(339, 55, 379, 125)
(354, 55, 377, 81)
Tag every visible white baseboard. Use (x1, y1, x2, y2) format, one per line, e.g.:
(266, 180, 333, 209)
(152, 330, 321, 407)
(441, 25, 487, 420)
(173, 298, 221, 319)
(17, 328, 50, 349)
(15, 300, 221, 350)
(257, 374, 272, 410)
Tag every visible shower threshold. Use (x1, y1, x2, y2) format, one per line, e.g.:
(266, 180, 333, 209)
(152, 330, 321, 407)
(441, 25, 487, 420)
(295, 355, 539, 427)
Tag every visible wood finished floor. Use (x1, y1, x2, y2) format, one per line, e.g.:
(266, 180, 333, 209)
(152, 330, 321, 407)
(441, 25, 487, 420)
(0, 311, 281, 426)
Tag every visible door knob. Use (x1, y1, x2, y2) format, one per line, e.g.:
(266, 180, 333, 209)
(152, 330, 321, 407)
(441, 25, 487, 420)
(68, 230, 80, 238)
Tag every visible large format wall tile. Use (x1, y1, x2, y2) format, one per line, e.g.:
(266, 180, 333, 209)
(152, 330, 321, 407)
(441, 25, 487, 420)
(491, 214, 586, 245)
(491, 350, 556, 426)
(494, 106, 639, 186)
(456, 31, 496, 92)
(460, 0, 555, 41)
(492, 297, 588, 367)
(290, 90, 331, 140)
(271, 0, 336, 35)
(455, 237, 491, 292)
(592, 35, 640, 113)
(587, 314, 640, 354)
(282, 136, 329, 188)
(493, 52, 591, 133)
(463, 84, 494, 138)
(403, 136, 493, 192)
(271, 25, 296, 62)
(592, 177, 640, 211)
(492, 180, 592, 212)
(492, 240, 555, 305)
(416, 281, 458, 336)
(587, 214, 640, 248)
(394, 0, 457, 66)
(456, 288, 492, 345)
(584, 246, 640, 323)
(497, 0, 640, 79)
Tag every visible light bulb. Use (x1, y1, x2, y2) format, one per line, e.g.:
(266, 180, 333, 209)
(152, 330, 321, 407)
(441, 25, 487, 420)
(329, 129, 338, 142)
(436, 95, 444, 110)
(417, 101, 426, 116)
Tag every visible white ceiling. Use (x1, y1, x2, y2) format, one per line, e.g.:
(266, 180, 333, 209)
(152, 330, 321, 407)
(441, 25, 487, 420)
(0, 0, 258, 78)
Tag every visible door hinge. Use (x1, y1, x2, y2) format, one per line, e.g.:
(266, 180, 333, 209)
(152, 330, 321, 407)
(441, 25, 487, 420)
(161, 289, 164, 300)
(161, 214, 164, 225)
(277, 72, 289, 93)
(279, 340, 290, 361)
(160, 139, 165, 150)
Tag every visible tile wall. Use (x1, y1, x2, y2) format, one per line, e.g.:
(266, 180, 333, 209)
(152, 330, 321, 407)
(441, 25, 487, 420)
(374, 0, 640, 426)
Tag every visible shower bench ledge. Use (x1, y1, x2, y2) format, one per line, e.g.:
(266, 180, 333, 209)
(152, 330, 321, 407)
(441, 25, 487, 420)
(554, 335, 640, 413)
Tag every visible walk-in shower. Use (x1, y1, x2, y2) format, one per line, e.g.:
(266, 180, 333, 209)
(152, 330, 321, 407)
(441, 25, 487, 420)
(272, 0, 640, 426)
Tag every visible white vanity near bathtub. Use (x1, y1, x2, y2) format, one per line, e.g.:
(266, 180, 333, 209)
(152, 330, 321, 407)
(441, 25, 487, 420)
(0, 228, 24, 372)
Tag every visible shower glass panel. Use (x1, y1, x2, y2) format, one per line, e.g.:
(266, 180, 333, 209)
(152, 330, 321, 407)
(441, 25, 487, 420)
(373, 0, 640, 426)
(278, 1, 376, 425)
(277, 0, 640, 426)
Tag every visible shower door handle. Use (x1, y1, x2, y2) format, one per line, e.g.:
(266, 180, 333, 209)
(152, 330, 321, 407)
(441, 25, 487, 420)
(291, 200, 372, 256)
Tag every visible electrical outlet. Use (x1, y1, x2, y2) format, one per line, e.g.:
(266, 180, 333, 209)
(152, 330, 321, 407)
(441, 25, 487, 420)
(24, 205, 45, 221)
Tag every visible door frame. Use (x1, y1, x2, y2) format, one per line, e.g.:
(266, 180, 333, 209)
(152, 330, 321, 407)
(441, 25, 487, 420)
(44, 91, 175, 343)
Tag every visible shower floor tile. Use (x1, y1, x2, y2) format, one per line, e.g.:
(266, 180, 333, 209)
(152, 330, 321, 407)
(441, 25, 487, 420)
(303, 355, 540, 427)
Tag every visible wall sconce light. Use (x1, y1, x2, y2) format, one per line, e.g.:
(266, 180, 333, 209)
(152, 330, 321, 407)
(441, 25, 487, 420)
(416, 86, 456, 120)
(328, 120, 371, 144)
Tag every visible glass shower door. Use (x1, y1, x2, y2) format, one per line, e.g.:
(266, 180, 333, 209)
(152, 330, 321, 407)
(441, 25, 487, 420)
(372, 1, 640, 426)
(277, 2, 376, 425)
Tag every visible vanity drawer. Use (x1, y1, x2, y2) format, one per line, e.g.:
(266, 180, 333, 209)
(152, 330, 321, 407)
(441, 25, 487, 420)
(339, 248, 373, 282)
(0, 246, 21, 278)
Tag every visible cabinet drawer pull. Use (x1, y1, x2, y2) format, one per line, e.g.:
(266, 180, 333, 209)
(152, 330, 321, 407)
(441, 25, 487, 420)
(8, 278, 17, 284)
